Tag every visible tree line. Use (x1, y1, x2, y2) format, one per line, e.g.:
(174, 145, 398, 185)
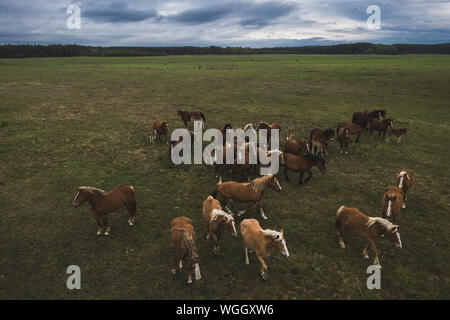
(0, 43, 449, 58)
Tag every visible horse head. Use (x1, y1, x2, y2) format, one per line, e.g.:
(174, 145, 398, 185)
(262, 229, 289, 257)
(268, 175, 282, 192)
(72, 188, 87, 208)
(385, 225, 402, 249)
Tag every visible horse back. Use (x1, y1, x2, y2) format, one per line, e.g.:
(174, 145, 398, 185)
(202, 196, 221, 223)
(218, 181, 257, 202)
(240, 219, 263, 251)
(170, 217, 195, 248)
(338, 207, 369, 237)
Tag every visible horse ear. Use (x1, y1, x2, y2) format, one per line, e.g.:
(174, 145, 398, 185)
(280, 229, 284, 235)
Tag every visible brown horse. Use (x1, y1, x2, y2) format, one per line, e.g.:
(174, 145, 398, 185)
(257, 122, 281, 143)
(170, 217, 201, 284)
(335, 206, 402, 268)
(309, 128, 335, 156)
(397, 169, 415, 208)
(337, 127, 351, 154)
(72, 185, 136, 235)
(385, 128, 407, 144)
(368, 119, 393, 139)
(281, 153, 326, 185)
(240, 218, 289, 280)
(337, 119, 368, 143)
(212, 175, 282, 220)
(147, 120, 168, 144)
(381, 186, 404, 224)
(177, 109, 205, 128)
(202, 195, 237, 255)
(218, 123, 232, 145)
(284, 130, 309, 155)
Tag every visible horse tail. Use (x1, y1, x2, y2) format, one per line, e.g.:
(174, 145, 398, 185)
(335, 206, 346, 229)
(211, 177, 222, 199)
(200, 112, 206, 122)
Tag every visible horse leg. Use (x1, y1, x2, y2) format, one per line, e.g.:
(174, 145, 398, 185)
(212, 232, 220, 255)
(103, 215, 110, 236)
(172, 259, 183, 275)
(356, 134, 360, 143)
(284, 165, 290, 182)
(368, 239, 381, 268)
(303, 171, 313, 184)
(257, 200, 268, 220)
(93, 212, 102, 235)
(244, 247, 250, 265)
(220, 197, 233, 214)
(257, 255, 268, 280)
(363, 243, 369, 259)
(238, 202, 252, 217)
(298, 172, 304, 185)
(125, 200, 136, 226)
(402, 194, 407, 208)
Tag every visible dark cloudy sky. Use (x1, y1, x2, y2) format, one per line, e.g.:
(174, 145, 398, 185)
(1, 0, 449, 47)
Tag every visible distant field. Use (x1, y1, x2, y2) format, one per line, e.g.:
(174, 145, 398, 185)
(0, 54, 449, 299)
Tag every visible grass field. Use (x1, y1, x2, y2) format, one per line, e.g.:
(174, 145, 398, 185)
(0, 54, 449, 300)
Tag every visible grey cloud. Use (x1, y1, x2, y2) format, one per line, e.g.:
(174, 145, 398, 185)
(82, 2, 160, 23)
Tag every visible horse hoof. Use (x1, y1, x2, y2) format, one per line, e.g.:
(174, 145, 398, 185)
(187, 279, 193, 284)
(261, 272, 267, 281)
(96, 231, 102, 235)
(104, 232, 110, 236)
(364, 255, 369, 259)
(245, 260, 250, 265)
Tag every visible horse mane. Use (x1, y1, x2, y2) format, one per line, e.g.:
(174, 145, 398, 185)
(78, 186, 106, 196)
(261, 229, 282, 239)
(257, 122, 271, 130)
(321, 128, 335, 138)
(210, 209, 234, 223)
(247, 174, 273, 193)
(178, 229, 198, 258)
(366, 217, 397, 232)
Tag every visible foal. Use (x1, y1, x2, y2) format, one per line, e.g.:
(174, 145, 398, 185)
(170, 217, 201, 284)
(72, 185, 136, 235)
(240, 218, 289, 280)
(282, 153, 326, 185)
(381, 186, 404, 224)
(335, 206, 402, 268)
(147, 120, 168, 143)
(212, 175, 282, 220)
(385, 128, 407, 144)
(177, 109, 205, 128)
(337, 119, 368, 143)
(368, 118, 393, 139)
(309, 128, 334, 156)
(202, 195, 237, 255)
(397, 169, 415, 208)
(337, 127, 351, 154)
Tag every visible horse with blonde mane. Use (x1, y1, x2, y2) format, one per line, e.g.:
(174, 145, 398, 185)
(211, 174, 282, 220)
(170, 216, 201, 284)
(72, 184, 136, 235)
(240, 218, 289, 280)
(202, 195, 237, 255)
(335, 206, 402, 268)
